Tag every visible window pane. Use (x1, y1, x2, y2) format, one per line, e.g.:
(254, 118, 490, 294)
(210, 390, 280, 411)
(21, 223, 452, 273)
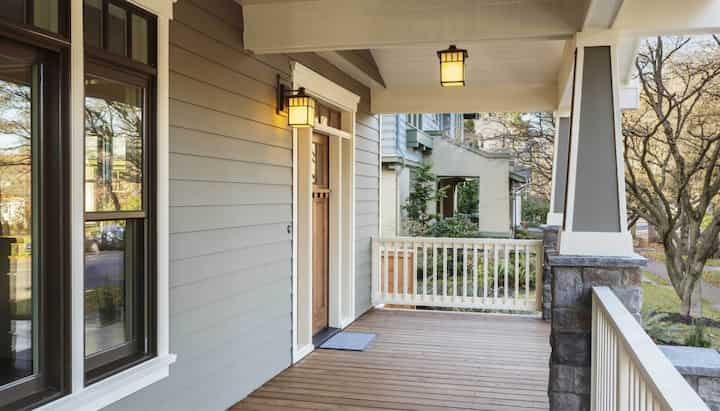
(85, 75, 143, 212)
(0, 57, 35, 385)
(84, 0, 103, 48)
(107, 4, 128, 56)
(0, 0, 27, 25)
(131, 14, 149, 64)
(84, 220, 140, 356)
(33, 0, 60, 33)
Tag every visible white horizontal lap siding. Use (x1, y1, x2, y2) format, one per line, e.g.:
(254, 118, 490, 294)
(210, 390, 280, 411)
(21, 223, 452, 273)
(104, 1, 292, 410)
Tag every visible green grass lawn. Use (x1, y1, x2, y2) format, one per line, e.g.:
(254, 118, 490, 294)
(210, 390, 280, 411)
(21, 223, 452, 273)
(642, 271, 720, 349)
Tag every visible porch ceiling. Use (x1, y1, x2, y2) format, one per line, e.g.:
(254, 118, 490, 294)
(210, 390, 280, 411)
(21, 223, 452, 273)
(239, 0, 720, 114)
(370, 40, 565, 113)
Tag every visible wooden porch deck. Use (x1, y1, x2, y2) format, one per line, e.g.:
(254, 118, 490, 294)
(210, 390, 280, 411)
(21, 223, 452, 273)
(232, 309, 551, 411)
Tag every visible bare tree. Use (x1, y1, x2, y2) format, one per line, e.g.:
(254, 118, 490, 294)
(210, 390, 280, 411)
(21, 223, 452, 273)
(623, 35, 720, 317)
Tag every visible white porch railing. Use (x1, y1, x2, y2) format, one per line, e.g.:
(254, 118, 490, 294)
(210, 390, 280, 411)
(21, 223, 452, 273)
(371, 236, 544, 311)
(592, 287, 710, 411)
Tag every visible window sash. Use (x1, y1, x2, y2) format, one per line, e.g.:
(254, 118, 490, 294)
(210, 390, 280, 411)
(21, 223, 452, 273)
(0, 26, 69, 410)
(82, 52, 156, 382)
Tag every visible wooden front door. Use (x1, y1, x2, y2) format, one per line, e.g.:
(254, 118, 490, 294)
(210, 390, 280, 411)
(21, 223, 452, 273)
(312, 133, 330, 335)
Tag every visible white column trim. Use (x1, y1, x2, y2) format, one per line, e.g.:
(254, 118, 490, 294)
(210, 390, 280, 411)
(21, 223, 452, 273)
(559, 32, 634, 257)
(69, 0, 85, 393)
(547, 111, 570, 227)
(291, 63, 359, 363)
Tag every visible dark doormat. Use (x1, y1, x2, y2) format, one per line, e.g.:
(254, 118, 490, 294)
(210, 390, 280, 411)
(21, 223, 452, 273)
(319, 332, 376, 351)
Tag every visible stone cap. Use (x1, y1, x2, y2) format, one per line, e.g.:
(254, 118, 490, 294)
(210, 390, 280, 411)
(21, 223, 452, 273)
(659, 345, 720, 378)
(547, 253, 647, 268)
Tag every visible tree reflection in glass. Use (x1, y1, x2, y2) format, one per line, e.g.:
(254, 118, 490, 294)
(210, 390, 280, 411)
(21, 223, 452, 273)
(85, 76, 143, 212)
(0, 59, 34, 385)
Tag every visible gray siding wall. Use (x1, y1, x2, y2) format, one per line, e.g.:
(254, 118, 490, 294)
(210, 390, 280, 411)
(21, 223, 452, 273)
(105, 0, 380, 409)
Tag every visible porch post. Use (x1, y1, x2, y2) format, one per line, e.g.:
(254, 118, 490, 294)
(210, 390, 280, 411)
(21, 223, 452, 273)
(546, 112, 570, 227)
(558, 33, 634, 257)
(547, 32, 646, 411)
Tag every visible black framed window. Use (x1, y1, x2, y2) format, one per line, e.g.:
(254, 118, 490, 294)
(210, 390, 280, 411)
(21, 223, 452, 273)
(83, 0, 155, 67)
(83, 0, 156, 384)
(0, 0, 68, 37)
(0, 21, 69, 411)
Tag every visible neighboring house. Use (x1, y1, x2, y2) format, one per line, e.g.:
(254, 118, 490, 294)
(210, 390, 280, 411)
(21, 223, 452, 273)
(381, 113, 526, 237)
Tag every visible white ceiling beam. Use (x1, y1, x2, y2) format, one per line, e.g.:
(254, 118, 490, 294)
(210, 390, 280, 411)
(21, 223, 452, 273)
(613, 0, 720, 36)
(371, 84, 557, 114)
(582, 0, 624, 30)
(242, 0, 586, 54)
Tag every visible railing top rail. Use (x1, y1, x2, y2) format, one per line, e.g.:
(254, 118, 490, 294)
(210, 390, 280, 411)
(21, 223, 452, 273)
(372, 236, 543, 246)
(593, 287, 710, 411)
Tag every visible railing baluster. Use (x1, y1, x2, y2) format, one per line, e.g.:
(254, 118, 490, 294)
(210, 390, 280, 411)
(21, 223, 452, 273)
(493, 243, 499, 302)
(514, 244, 519, 303)
(393, 242, 399, 300)
(412, 241, 418, 298)
(473, 245, 478, 300)
(433, 243, 438, 299)
(452, 244, 457, 299)
(483, 244, 488, 301)
(443, 243, 448, 298)
(402, 241, 409, 299)
(383, 242, 389, 300)
(525, 245, 530, 305)
(422, 243, 427, 299)
(504, 243, 509, 304)
(462, 244, 468, 299)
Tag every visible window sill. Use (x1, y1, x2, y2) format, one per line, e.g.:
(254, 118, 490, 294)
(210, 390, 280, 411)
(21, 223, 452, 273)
(36, 354, 177, 411)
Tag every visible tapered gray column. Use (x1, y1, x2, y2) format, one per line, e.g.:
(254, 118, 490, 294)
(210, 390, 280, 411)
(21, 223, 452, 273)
(559, 36, 633, 257)
(547, 114, 570, 226)
(548, 34, 646, 411)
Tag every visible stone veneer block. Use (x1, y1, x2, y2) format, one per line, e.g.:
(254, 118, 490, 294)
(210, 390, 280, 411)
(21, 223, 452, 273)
(547, 253, 646, 411)
(661, 345, 720, 410)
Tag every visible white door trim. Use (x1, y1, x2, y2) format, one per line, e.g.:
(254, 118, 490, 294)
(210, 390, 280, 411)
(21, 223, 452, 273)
(291, 63, 359, 363)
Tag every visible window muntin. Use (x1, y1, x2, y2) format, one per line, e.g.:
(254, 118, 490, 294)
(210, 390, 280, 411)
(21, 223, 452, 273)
(0, 0, 62, 34)
(84, 0, 103, 49)
(83, 0, 154, 66)
(315, 103, 341, 129)
(84, 75, 143, 213)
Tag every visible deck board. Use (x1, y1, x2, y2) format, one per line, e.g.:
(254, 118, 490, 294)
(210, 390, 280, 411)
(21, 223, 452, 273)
(232, 309, 550, 411)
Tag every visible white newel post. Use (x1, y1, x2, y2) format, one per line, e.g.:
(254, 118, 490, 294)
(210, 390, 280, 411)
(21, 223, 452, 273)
(559, 32, 634, 257)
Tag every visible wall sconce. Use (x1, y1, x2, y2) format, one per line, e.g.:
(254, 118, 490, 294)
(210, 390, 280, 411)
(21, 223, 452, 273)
(277, 76, 316, 128)
(437, 45, 468, 87)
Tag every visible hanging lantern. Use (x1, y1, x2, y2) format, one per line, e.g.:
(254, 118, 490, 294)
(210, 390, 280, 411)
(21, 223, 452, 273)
(437, 45, 468, 87)
(287, 87, 316, 128)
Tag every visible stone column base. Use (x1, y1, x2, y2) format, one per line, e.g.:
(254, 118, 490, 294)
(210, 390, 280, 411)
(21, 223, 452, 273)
(547, 253, 647, 411)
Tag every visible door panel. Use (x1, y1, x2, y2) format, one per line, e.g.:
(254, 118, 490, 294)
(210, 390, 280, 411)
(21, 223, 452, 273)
(311, 133, 329, 335)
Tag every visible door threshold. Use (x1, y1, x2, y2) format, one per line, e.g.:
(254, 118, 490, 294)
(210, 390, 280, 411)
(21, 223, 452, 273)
(313, 327, 341, 347)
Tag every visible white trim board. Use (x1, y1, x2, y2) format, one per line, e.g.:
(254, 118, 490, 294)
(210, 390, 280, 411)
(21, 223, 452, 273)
(291, 63, 359, 363)
(57, 0, 176, 409)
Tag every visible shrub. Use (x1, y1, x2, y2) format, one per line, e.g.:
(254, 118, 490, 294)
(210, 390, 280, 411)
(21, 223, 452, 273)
(685, 320, 712, 348)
